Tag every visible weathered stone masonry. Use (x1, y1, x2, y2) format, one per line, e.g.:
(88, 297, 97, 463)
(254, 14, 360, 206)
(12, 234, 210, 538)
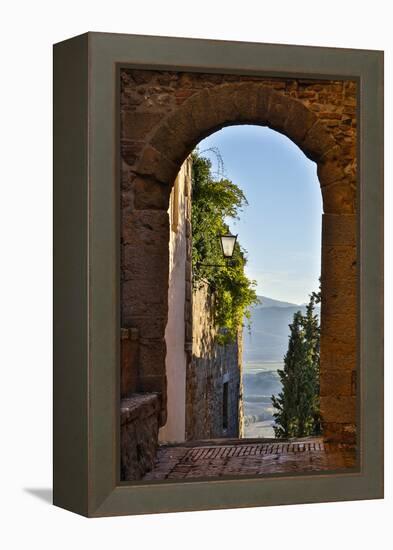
(120, 69, 357, 444)
(187, 281, 243, 441)
(121, 394, 160, 480)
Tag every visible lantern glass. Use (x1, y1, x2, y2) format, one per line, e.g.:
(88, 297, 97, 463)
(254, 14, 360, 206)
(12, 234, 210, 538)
(219, 234, 237, 259)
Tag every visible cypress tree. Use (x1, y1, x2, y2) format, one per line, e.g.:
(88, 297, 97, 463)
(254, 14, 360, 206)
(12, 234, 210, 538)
(271, 289, 321, 438)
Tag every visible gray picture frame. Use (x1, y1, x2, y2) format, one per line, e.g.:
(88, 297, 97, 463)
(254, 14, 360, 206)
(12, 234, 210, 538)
(53, 32, 384, 517)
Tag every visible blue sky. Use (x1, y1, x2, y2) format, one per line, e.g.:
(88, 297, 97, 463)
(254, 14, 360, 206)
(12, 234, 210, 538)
(197, 125, 322, 305)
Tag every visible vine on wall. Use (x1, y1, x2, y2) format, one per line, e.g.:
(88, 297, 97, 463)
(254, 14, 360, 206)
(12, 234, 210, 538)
(191, 150, 258, 344)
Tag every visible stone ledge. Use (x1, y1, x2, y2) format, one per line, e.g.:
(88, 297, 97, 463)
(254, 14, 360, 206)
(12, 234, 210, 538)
(120, 393, 160, 481)
(121, 393, 160, 425)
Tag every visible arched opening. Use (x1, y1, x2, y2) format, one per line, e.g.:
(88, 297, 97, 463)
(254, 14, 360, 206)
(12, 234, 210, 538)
(120, 70, 357, 480)
(161, 124, 323, 443)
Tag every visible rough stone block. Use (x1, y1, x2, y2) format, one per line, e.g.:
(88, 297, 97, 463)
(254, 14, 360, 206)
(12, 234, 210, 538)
(181, 89, 225, 142)
(322, 244, 357, 283)
(121, 208, 169, 246)
(150, 120, 193, 166)
(121, 393, 160, 480)
(139, 375, 167, 395)
(139, 338, 167, 377)
(320, 340, 357, 371)
(121, 279, 168, 321)
(130, 315, 167, 340)
(320, 369, 355, 397)
(133, 176, 171, 210)
(200, 85, 238, 124)
(322, 180, 356, 214)
(322, 312, 356, 344)
(283, 98, 317, 146)
(323, 422, 356, 444)
(320, 281, 356, 318)
(301, 120, 337, 161)
(135, 145, 179, 185)
(227, 83, 259, 123)
(121, 139, 145, 167)
(122, 111, 163, 140)
(322, 214, 356, 246)
(265, 91, 294, 133)
(122, 244, 169, 284)
(121, 328, 139, 397)
(320, 396, 356, 423)
(318, 159, 347, 189)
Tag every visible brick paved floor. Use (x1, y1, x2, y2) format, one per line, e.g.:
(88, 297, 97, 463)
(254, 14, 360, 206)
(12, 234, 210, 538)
(142, 437, 357, 481)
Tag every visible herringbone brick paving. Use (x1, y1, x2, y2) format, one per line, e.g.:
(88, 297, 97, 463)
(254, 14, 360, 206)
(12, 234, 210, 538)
(142, 437, 357, 481)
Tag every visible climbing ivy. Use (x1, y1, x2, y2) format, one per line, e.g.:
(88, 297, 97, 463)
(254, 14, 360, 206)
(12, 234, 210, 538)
(191, 150, 259, 344)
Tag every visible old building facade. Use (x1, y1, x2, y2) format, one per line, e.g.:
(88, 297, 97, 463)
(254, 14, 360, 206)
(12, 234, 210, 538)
(120, 68, 357, 479)
(160, 158, 243, 443)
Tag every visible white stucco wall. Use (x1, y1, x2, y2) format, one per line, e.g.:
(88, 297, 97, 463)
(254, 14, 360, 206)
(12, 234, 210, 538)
(158, 159, 191, 443)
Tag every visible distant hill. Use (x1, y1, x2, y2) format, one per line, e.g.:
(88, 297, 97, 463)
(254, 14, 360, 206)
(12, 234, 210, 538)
(243, 296, 319, 363)
(254, 295, 299, 309)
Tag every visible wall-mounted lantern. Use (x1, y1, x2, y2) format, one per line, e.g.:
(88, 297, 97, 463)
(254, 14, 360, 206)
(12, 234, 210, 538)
(219, 233, 237, 260)
(196, 232, 238, 270)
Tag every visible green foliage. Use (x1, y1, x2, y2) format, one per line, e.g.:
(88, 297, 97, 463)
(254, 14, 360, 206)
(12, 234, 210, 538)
(271, 286, 322, 438)
(191, 151, 259, 344)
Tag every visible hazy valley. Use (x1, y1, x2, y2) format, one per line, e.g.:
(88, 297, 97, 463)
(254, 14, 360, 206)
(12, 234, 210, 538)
(242, 296, 315, 438)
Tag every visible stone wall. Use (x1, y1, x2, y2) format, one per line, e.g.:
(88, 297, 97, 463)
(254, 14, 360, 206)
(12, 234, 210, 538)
(121, 394, 160, 480)
(121, 327, 139, 397)
(120, 68, 357, 443)
(186, 281, 243, 440)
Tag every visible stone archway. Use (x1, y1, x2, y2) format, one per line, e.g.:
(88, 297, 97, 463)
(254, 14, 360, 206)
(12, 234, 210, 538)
(121, 73, 357, 444)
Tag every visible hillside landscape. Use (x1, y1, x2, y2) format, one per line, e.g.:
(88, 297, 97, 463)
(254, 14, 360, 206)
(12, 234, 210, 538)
(242, 295, 319, 438)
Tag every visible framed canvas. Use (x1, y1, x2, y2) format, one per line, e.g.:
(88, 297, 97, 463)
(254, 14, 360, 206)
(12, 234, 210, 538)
(53, 32, 384, 517)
